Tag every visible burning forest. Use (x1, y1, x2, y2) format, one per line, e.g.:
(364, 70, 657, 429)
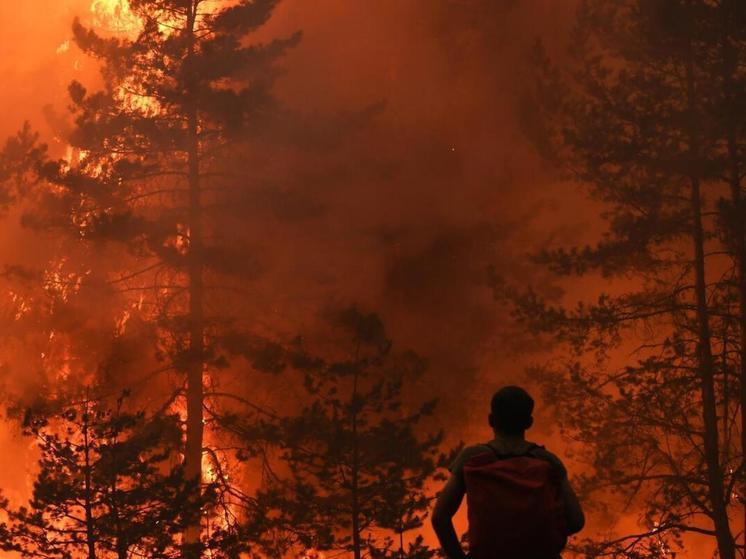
(0, 0, 743, 558)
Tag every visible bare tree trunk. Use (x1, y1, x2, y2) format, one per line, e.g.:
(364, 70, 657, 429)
(109, 410, 127, 559)
(399, 523, 405, 559)
(725, 79, 746, 559)
(687, 42, 737, 559)
(112, 473, 127, 559)
(112, 481, 127, 559)
(729, 85, 746, 559)
(691, 174, 736, 559)
(351, 365, 362, 559)
(184, 1, 204, 556)
(719, 1, 746, 547)
(82, 410, 97, 559)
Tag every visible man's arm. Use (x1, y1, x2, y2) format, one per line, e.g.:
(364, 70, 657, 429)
(431, 472, 467, 559)
(562, 477, 585, 535)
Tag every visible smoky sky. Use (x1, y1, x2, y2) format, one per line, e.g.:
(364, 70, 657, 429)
(0, 0, 586, 500)
(260, 0, 579, 436)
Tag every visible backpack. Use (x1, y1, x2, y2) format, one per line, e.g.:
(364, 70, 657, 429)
(463, 443, 567, 559)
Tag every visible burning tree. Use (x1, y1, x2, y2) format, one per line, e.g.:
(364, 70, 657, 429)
(513, 0, 746, 557)
(0, 123, 148, 415)
(2, 396, 196, 559)
(0, 0, 302, 554)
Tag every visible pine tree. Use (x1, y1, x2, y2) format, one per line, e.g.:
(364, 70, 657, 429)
(0, 2, 301, 553)
(3, 395, 196, 559)
(0, 124, 148, 412)
(512, 0, 746, 556)
(707, 0, 746, 547)
(245, 308, 445, 559)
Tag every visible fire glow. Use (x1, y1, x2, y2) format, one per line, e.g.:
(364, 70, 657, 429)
(90, 0, 140, 35)
(0, 2, 742, 559)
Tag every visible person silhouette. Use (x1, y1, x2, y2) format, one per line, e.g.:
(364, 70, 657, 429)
(432, 386, 584, 559)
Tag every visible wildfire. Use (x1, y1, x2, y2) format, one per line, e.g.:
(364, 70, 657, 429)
(90, 0, 140, 36)
(89, 0, 212, 37)
(42, 260, 87, 302)
(87, 0, 166, 115)
(8, 290, 31, 320)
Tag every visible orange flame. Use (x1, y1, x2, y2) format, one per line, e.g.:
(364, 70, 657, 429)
(90, 0, 140, 36)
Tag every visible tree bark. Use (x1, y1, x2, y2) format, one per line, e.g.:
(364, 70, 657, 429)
(716, 1, 746, 548)
(351, 365, 362, 559)
(687, 41, 737, 559)
(719, 0, 746, 548)
(399, 523, 405, 559)
(82, 410, 97, 559)
(690, 173, 736, 559)
(183, 1, 205, 556)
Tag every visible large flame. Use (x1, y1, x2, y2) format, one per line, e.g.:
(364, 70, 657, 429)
(90, 0, 140, 35)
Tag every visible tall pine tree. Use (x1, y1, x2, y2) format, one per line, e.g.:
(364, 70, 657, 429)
(513, 0, 746, 556)
(0, 2, 301, 553)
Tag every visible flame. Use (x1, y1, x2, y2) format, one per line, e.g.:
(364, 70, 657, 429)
(115, 78, 163, 116)
(89, 0, 191, 37)
(8, 291, 32, 321)
(42, 259, 87, 302)
(90, 0, 140, 36)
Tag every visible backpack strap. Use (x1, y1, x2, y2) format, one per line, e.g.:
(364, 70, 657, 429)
(481, 442, 565, 486)
(483, 441, 542, 460)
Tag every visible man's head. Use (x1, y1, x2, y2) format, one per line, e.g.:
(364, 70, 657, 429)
(488, 385, 534, 436)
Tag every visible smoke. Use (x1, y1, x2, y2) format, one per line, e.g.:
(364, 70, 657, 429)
(256, 0, 580, 436)
(0, 0, 587, 524)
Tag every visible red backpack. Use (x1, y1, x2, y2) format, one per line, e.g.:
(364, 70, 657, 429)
(463, 444, 567, 559)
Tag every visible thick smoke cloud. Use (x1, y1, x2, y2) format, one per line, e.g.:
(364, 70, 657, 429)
(258, 0, 578, 436)
(0, 0, 583, 508)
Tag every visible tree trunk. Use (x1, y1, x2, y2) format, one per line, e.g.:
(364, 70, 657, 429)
(113, 487, 127, 559)
(399, 523, 404, 559)
(728, 81, 746, 559)
(719, 1, 746, 548)
(109, 418, 127, 559)
(686, 42, 737, 559)
(113, 491, 127, 559)
(183, 1, 204, 556)
(691, 174, 736, 559)
(82, 410, 97, 559)
(351, 366, 362, 559)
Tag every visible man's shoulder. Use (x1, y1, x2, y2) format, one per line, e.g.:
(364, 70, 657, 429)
(448, 443, 495, 474)
(527, 443, 568, 477)
(461, 443, 496, 459)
